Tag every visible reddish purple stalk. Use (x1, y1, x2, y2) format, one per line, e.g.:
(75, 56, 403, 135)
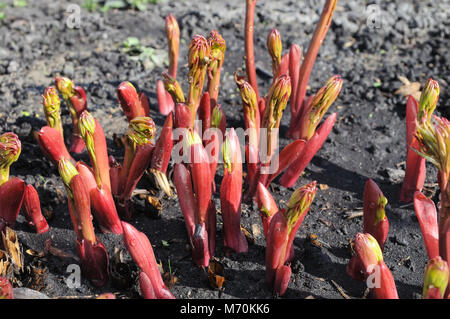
(244, 0, 260, 102)
(280, 113, 337, 188)
(400, 96, 426, 202)
(220, 129, 248, 253)
(22, 184, 49, 234)
(265, 181, 317, 296)
(173, 130, 215, 267)
(122, 221, 175, 299)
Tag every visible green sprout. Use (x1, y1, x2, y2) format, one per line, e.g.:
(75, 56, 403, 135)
(122, 37, 167, 68)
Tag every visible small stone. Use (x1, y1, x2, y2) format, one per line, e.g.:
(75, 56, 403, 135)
(390, 234, 408, 246)
(12, 288, 49, 299)
(385, 168, 405, 183)
(251, 224, 261, 238)
(7, 61, 19, 73)
(412, 292, 422, 299)
(63, 63, 74, 77)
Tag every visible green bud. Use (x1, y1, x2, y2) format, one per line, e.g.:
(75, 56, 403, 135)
(208, 30, 226, 73)
(58, 158, 79, 197)
(375, 195, 388, 224)
(423, 256, 449, 299)
(55, 76, 75, 101)
(165, 14, 180, 43)
(127, 116, 156, 147)
(188, 35, 211, 75)
(355, 233, 384, 266)
(162, 72, 185, 103)
(285, 181, 317, 231)
(263, 74, 291, 130)
(211, 105, 223, 129)
(183, 128, 202, 148)
(42, 86, 63, 133)
(0, 132, 21, 185)
(418, 78, 439, 122)
(78, 111, 96, 141)
(222, 137, 232, 172)
(310, 75, 342, 124)
(267, 29, 282, 75)
(415, 116, 450, 176)
(42, 87, 61, 116)
(235, 74, 257, 123)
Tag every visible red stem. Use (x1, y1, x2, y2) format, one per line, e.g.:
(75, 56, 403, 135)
(244, 0, 260, 102)
(400, 96, 425, 202)
(288, 44, 302, 119)
(280, 113, 336, 188)
(363, 179, 389, 250)
(413, 191, 440, 260)
(22, 184, 49, 234)
(151, 112, 174, 174)
(294, 0, 338, 115)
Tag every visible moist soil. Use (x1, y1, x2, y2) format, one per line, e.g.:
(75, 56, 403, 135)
(0, 0, 449, 299)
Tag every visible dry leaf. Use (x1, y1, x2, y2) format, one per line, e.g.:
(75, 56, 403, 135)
(240, 225, 255, 245)
(395, 75, 421, 100)
(110, 247, 133, 289)
(44, 239, 78, 261)
(24, 263, 48, 291)
(2, 227, 23, 271)
(251, 224, 261, 238)
(113, 133, 125, 148)
(0, 251, 12, 278)
(343, 37, 356, 48)
(318, 218, 333, 229)
(145, 195, 162, 219)
(308, 233, 322, 248)
(163, 272, 178, 289)
(26, 249, 45, 258)
(207, 259, 225, 291)
(319, 184, 329, 190)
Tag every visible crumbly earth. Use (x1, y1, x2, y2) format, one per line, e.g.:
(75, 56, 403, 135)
(0, 0, 449, 299)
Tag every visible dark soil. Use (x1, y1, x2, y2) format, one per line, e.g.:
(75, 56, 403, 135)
(0, 0, 449, 299)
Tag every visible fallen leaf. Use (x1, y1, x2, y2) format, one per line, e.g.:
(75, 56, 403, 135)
(145, 195, 162, 219)
(251, 224, 261, 238)
(110, 247, 133, 289)
(308, 233, 322, 248)
(163, 271, 178, 289)
(207, 259, 225, 291)
(319, 184, 329, 190)
(240, 225, 255, 245)
(24, 262, 48, 291)
(318, 218, 333, 229)
(0, 251, 12, 278)
(343, 37, 356, 48)
(395, 75, 421, 100)
(25, 249, 45, 258)
(2, 227, 23, 271)
(44, 239, 78, 261)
